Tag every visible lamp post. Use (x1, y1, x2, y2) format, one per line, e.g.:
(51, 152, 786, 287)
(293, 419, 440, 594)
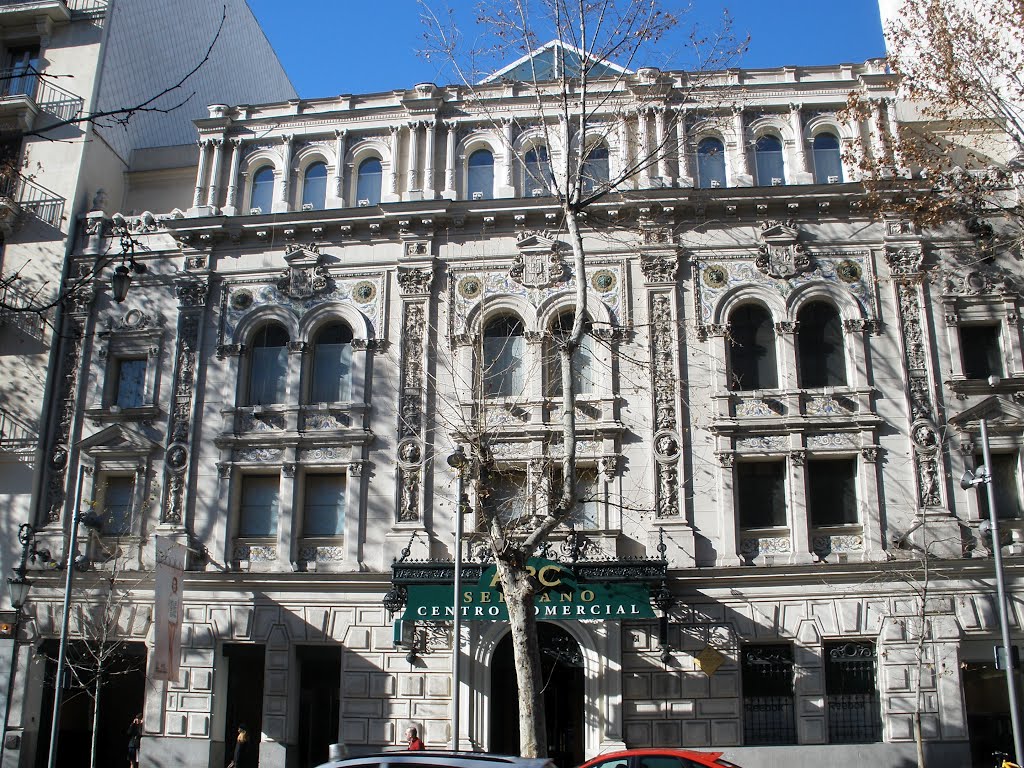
(0, 524, 44, 765)
(961, 417, 1024, 763)
(446, 446, 468, 751)
(46, 468, 103, 768)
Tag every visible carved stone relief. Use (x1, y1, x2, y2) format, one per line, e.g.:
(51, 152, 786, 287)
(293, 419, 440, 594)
(650, 294, 680, 517)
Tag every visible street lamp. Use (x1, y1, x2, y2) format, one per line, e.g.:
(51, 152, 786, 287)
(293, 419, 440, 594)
(46, 473, 104, 768)
(446, 446, 468, 751)
(960, 416, 1024, 764)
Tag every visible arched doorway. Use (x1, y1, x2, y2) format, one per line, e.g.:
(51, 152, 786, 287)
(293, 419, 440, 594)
(490, 623, 585, 768)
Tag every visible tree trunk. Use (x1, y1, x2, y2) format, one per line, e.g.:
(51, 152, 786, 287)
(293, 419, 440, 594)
(90, 668, 102, 768)
(495, 557, 547, 757)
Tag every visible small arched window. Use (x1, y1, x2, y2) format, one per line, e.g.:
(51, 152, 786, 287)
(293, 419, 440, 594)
(696, 137, 727, 189)
(754, 135, 785, 186)
(483, 316, 526, 397)
(467, 149, 494, 200)
(302, 162, 328, 210)
(547, 312, 595, 396)
(249, 165, 275, 214)
(797, 302, 847, 388)
(523, 145, 552, 197)
(310, 323, 354, 403)
(580, 144, 609, 193)
(356, 157, 382, 206)
(812, 133, 843, 184)
(247, 323, 289, 405)
(729, 305, 777, 390)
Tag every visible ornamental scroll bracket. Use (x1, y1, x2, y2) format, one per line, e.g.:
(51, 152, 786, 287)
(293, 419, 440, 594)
(756, 219, 811, 279)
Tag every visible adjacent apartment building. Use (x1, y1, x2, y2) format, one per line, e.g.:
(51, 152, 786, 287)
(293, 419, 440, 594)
(1, 9, 1022, 768)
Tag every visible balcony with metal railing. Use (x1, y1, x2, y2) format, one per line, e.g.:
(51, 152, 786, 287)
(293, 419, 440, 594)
(0, 273, 52, 343)
(0, 406, 39, 458)
(0, 0, 107, 23)
(0, 65, 84, 128)
(0, 170, 65, 229)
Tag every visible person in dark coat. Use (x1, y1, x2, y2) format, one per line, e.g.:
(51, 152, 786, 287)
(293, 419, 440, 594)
(126, 713, 143, 768)
(227, 724, 250, 768)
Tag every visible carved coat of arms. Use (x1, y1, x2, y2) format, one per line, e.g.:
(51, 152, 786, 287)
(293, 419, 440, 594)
(755, 220, 811, 279)
(278, 244, 330, 299)
(510, 232, 567, 288)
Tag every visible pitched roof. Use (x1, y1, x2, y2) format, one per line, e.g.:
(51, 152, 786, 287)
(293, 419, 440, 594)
(481, 40, 632, 84)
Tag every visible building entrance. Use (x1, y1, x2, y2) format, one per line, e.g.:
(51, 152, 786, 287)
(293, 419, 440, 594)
(489, 623, 585, 768)
(963, 660, 1022, 767)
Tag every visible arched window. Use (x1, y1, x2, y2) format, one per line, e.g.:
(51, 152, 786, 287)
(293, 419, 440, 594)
(754, 135, 785, 186)
(483, 316, 526, 397)
(356, 157, 382, 206)
(812, 133, 843, 184)
(247, 323, 289, 405)
(301, 162, 328, 210)
(696, 137, 727, 189)
(797, 302, 847, 388)
(467, 149, 494, 200)
(547, 312, 595, 396)
(729, 305, 777, 390)
(249, 165, 275, 214)
(309, 323, 354, 403)
(580, 143, 609, 193)
(523, 145, 552, 197)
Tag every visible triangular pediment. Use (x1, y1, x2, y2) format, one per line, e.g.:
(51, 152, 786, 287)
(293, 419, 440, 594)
(759, 219, 800, 245)
(482, 40, 631, 84)
(516, 232, 561, 253)
(283, 244, 322, 268)
(948, 395, 1024, 432)
(79, 424, 159, 457)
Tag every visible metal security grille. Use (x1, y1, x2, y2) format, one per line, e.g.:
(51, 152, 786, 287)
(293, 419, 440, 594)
(825, 641, 883, 743)
(742, 644, 796, 745)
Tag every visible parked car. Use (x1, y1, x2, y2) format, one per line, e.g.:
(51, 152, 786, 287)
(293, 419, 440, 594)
(577, 749, 742, 768)
(315, 751, 558, 768)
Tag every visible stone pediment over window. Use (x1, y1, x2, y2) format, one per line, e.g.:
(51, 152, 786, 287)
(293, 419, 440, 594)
(278, 244, 331, 299)
(510, 231, 568, 289)
(949, 395, 1024, 433)
(79, 423, 159, 460)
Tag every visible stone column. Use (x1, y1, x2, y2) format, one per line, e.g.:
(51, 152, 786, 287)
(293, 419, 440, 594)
(443, 121, 457, 199)
(845, 114, 864, 181)
(223, 139, 242, 216)
(407, 122, 420, 195)
(636, 109, 650, 188)
(675, 108, 693, 187)
(788, 104, 811, 183)
(655, 107, 671, 183)
(499, 119, 515, 198)
(385, 125, 400, 201)
(886, 98, 909, 177)
(332, 129, 348, 207)
(617, 114, 630, 187)
(731, 107, 752, 186)
(205, 138, 224, 210)
(190, 139, 209, 212)
(869, 99, 889, 174)
(423, 120, 437, 199)
(273, 135, 293, 213)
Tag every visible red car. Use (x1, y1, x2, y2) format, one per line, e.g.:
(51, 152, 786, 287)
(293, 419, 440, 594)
(578, 749, 742, 768)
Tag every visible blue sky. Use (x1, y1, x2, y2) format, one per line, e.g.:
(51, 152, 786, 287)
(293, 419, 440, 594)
(246, 0, 887, 99)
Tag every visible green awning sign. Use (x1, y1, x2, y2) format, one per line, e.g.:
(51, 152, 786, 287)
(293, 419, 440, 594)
(401, 558, 655, 622)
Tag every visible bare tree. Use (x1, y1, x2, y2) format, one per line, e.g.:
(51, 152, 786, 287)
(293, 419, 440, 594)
(420, 0, 746, 755)
(845, 0, 1023, 246)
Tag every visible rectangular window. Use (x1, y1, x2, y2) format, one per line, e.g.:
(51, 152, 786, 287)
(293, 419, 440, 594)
(551, 467, 600, 529)
(742, 644, 796, 745)
(303, 474, 345, 537)
(485, 471, 529, 526)
(239, 475, 280, 537)
(99, 476, 134, 536)
(114, 358, 146, 409)
(737, 462, 787, 528)
(825, 640, 882, 743)
(960, 324, 1003, 379)
(4, 46, 39, 99)
(977, 452, 1023, 520)
(808, 458, 858, 526)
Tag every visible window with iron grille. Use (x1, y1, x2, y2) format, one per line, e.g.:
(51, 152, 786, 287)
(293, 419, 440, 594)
(742, 644, 796, 745)
(825, 640, 882, 743)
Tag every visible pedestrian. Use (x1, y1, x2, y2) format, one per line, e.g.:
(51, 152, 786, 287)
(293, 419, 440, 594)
(226, 723, 249, 768)
(405, 725, 425, 751)
(126, 713, 143, 768)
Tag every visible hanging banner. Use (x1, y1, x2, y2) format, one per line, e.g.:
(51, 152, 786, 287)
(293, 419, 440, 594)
(153, 537, 187, 681)
(402, 558, 655, 622)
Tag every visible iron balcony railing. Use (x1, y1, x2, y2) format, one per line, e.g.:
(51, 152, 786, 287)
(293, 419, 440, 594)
(0, 406, 38, 452)
(0, 272, 51, 342)
(0, 65, 84, 123)
(0, 171, 64, 229)
(0, 0, 108, 11)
